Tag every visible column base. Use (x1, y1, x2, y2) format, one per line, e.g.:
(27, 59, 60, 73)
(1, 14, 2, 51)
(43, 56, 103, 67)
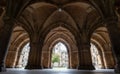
(70, 66, 78, 69)
(0, 66, 6, 72)
(67, 66, 71, 69)
(42, 66, 49, 69)
(25, 65, 43, 69)
(77, 65, 95, 70)
(114, 64, 120, 73)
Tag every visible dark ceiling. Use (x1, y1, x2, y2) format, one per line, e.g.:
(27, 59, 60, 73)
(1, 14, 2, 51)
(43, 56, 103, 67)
(0, 0, 120, 7)
(0, 0, 120, 16)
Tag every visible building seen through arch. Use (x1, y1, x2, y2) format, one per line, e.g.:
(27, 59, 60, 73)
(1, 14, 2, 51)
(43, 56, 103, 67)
(16, 43, 30, 68)
(90, 43, 102, 69)
(51, 42, 68, 68)
(0, 0, 120, 73)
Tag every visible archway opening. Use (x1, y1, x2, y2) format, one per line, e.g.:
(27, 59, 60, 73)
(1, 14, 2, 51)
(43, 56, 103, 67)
(51, 42, 68, 69)
(90, 43, 102, 69)
(5, 26, 30, 68)
(91, 27, 115, 69)
(17, 42, 30, 69)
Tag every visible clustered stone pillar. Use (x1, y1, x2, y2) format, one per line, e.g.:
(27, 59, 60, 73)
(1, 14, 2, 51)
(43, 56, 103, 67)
(25, 38, 43, 69)
(78, 43, 95, 70)
(77, 35, 95, 70)
(106, 20, 120, 73)
(0, 16, 14, 72)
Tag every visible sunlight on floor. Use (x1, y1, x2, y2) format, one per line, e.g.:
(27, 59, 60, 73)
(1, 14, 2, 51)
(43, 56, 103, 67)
(52, 67, 68, 70)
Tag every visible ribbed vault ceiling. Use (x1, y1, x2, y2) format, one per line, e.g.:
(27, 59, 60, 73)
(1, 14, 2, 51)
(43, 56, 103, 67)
(0, 0, 120, 54)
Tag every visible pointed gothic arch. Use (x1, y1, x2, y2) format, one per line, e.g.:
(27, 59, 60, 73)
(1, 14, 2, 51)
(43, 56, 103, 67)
(42, 26, 78, 69)
(51, 41, 69, 68)
(5, 25, 30, 68)
(91, 27, 115, 69)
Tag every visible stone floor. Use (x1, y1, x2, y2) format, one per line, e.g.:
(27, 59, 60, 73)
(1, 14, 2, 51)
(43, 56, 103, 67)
(0, 68, 116, 74)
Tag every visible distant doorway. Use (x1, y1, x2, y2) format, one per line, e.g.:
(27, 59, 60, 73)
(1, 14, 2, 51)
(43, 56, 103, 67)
(51, 42, 68, 69)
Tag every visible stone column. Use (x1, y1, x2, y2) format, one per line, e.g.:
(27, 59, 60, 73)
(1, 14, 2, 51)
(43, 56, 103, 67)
(76, 33, 95, 70)
(0, 16, 14, 72)
(106, 20, 120, 73)
(77, 42, 95, 70)
(25, 39, 43, 69)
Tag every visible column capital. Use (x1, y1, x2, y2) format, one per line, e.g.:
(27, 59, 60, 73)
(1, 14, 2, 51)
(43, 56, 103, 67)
(81, 42, 91, 48)
(1, 15, 15, 32)
(30, 34, 44, 43)
(3, 15, 15, 23)
(104, 16, 118, 26)
(30, 39, 44, 45)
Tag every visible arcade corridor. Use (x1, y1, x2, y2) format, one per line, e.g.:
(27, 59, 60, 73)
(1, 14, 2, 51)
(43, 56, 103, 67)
(0, 0, 120, 73)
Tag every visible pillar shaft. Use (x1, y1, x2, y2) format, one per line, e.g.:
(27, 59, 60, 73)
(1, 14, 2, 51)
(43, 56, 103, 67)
(78, 43, 95, 70)
(25, 39, 43, 69)
(76, 33, 95, 70)
(106, 21, 120, 73)
(0, 16, 14, 72)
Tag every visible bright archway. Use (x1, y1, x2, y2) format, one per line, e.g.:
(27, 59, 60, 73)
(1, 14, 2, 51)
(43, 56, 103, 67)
(90, 43, 102, 69)
(51, 42, 68, 69)
(17, 42, 30, 68)
(42, 26, 79, 69)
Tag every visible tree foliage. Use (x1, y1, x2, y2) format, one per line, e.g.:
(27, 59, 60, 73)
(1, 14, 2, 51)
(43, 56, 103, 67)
(52, 53, 60, 63)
